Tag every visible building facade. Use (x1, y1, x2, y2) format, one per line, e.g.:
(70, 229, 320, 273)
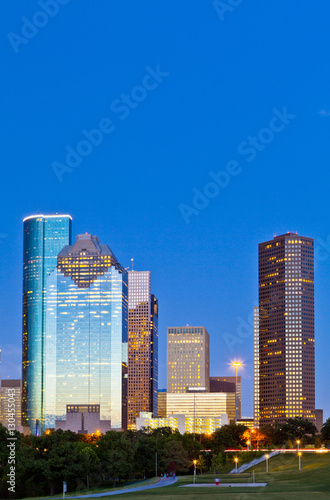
(167, 326, 210, 393)
(253, 306, 260, 427)
(0, 379, 22, 431)
(258, 233, 315, 426)
(44, 233, 128, 430)
(158, 389, 167, 418)
(55, 404, 111, 434)
(136, 412, 228, 435)
(127, 271, 158, 427)
(166, 390, 236, 422)
(22, 214, 72, 435)
(210, 376, 242, 419)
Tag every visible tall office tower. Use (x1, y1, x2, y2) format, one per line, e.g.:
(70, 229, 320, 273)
(167, 326, 210, 393)
(127, 271, 158, 427)
(22, 214, 72, 435)
(45, 234, 128, 430)
(210, 376, 242, 419)
(253, 306, 260, 427)
(258, 233, 315, 427)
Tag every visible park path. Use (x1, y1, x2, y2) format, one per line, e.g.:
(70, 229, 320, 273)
(65, 476, 177, 498)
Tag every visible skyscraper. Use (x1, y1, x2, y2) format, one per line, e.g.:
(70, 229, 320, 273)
(44, 234, 128, 430)
(257, 233, 315, 427)
(127, 270, 158, 427)
(167, 326, 210, 393)
(22, 214, 72, 435)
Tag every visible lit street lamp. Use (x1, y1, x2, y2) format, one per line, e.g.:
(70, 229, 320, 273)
(297, 440, 300, 453)
(234, 457, 239, 474)
(232, 361, 242, 423)
(247, 440, 250, 451)
(193, 460, 197, 484)
(265, 454, 269, 473)
(298, 452, 302, 471)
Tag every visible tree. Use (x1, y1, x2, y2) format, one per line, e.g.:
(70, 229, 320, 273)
(281, 418, 317, 440)
(79, 446, 101, 488)
(321, 418, 330, 443)
(133, 434, 157, 478)
(98, 433, 134, 487)
(314, 437, 322, 449)
(196, 454, 206, 475)
(161, 440, 190, 474)
(242, 428, 267, 449)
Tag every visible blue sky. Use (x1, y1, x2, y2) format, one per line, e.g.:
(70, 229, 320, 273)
(1, 1, 330, 420)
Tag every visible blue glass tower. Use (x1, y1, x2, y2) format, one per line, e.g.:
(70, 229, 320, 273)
(22, 215, 72, 435)
(44, 234, 128, 430)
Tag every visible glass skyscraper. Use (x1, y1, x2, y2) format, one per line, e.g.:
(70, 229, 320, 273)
(22, 214, 72, 435)
(44, 233, 128, 430)
(127, 270, 158, 427)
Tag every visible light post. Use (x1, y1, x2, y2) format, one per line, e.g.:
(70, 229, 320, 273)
(265, 454, 269, 473)
(232, 362, 242, 423)
(234, 457, 239, 474)
(298, 452, 302, 471)
(247, 440, 250, 451)
(297, 440, 300, 453)
(193, 460, 197, 484)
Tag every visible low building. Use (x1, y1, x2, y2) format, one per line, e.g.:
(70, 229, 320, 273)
(55, 405, 111, 434)
(0, 379, 30, 435)
(166, 390, 236, 423)
(136, 412, 228, 434)
(210, 376, 242, 419)
(237, 418, 254, 429)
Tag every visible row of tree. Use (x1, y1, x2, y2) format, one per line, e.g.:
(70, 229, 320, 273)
(0, 417, 329, 498)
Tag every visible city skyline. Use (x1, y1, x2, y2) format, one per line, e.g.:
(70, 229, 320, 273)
(0, 214, 329, 422)
(2, 3, 330, 421)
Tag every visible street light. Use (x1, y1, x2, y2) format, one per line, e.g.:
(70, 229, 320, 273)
(298, 452, 302, 471)
(265, 454, 269, 473)
(234, 457, 239, 474)
(193, 460, 197, 484)
(232, 362, 242, 423)
(247, 440, 250, 451)
(297, 440, 300, 453)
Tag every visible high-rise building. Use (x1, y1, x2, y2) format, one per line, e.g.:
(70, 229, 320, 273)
(253, 306, 260, 427)
(44, 233, 128, 430)
(257, 233, 315, 427)
(127, 270, 158, 427)
(167, 326, 210, 393)
(22, 214, 72, 435)
(210, 376, 242, 419)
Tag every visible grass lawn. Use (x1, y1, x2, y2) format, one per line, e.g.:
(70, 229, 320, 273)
(99, 452, 330, 499)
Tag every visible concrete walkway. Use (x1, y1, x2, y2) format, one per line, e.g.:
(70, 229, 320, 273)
(229, 450, 280, 474)
(181, 483, 267, 488)
(65, 477, 177, 498)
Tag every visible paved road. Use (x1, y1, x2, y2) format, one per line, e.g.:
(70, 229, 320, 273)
(65, 477, 177, 498)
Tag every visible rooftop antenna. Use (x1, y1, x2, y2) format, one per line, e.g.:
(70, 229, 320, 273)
(131, 258, 134, 271)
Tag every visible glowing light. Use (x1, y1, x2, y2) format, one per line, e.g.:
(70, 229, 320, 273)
(23, 214, 72, 222)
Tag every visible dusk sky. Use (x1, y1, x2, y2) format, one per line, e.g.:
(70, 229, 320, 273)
(1, 1, 330, 419)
